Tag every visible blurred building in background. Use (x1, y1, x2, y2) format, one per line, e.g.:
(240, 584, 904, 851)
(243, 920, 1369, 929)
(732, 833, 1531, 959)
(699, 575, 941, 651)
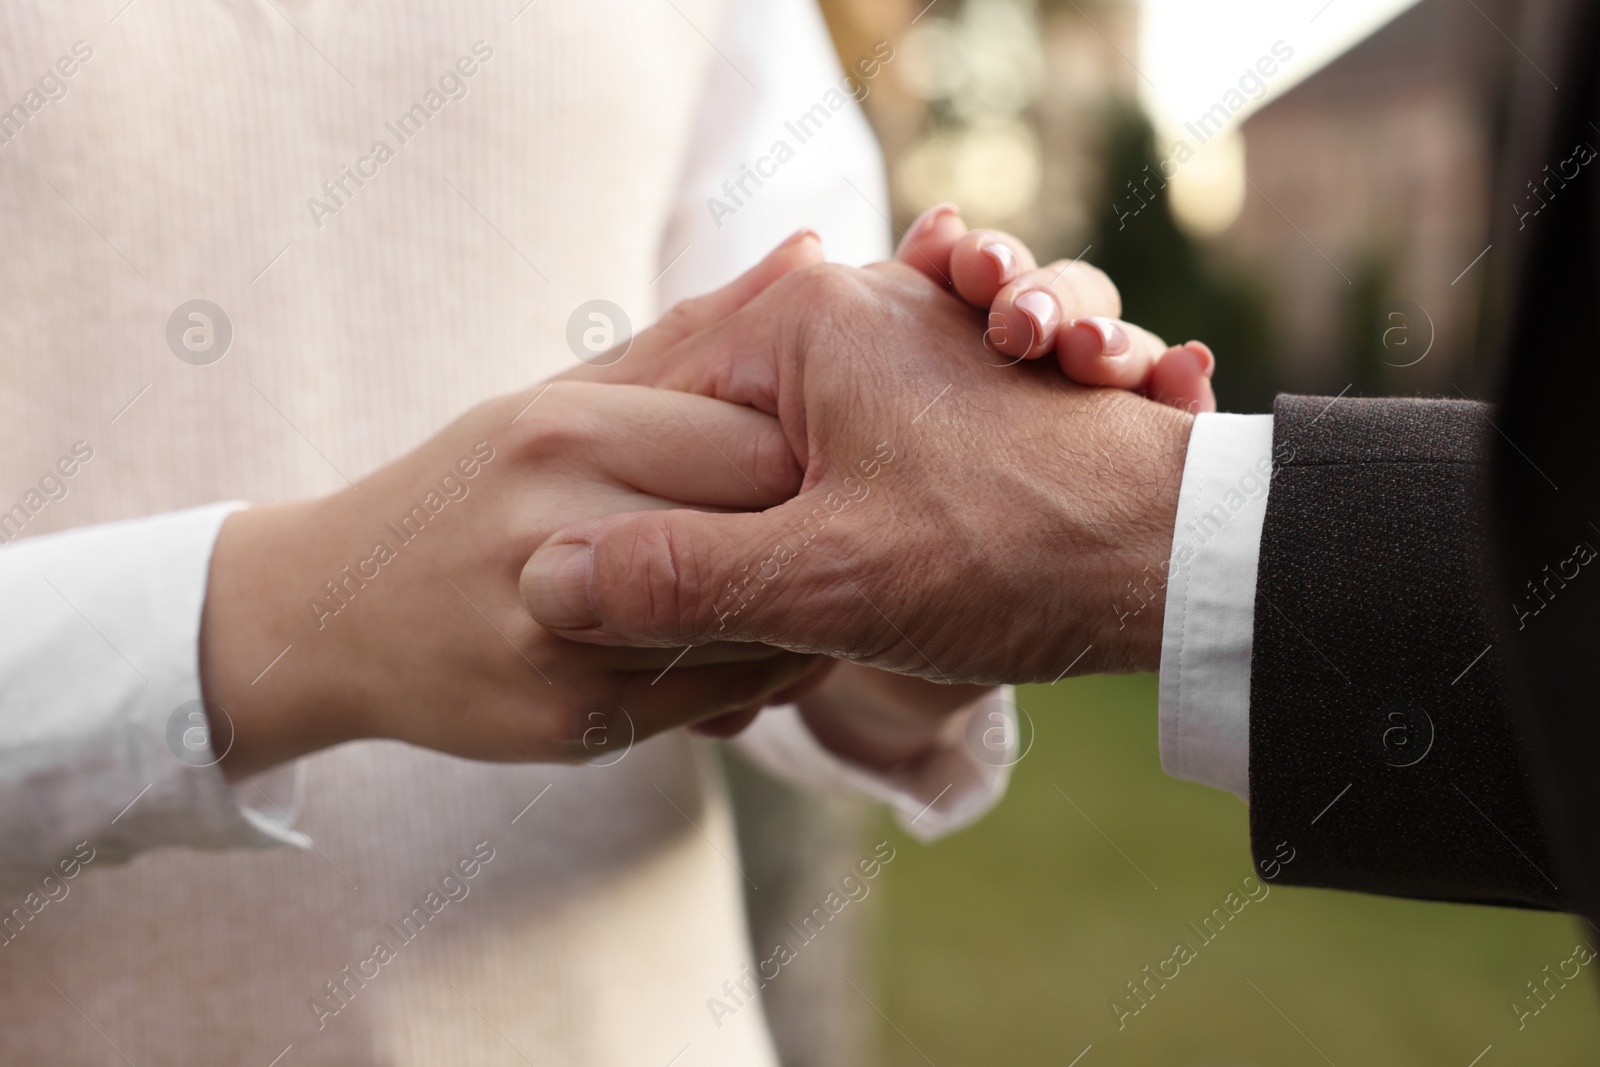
(1227, 0, 1520, 397)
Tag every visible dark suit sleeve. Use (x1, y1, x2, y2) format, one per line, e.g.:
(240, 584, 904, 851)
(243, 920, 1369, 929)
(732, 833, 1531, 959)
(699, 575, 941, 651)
(1246, 394, 1565, 910)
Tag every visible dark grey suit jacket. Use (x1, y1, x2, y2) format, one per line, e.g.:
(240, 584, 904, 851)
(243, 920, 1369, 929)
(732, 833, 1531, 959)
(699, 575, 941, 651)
(1246, 1, 1600, 922)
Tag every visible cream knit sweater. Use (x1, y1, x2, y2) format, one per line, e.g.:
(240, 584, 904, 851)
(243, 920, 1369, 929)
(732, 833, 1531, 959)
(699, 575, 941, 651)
(0, 1, 928, 1063)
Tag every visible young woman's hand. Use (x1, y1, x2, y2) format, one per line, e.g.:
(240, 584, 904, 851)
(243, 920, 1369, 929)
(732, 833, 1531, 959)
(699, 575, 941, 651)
(896, 203, 1217, 414)
(202, 380, 820, 779)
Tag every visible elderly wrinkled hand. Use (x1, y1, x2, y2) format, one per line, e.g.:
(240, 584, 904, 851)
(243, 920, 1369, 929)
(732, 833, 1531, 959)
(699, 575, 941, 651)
(519, 249, 1195, 687)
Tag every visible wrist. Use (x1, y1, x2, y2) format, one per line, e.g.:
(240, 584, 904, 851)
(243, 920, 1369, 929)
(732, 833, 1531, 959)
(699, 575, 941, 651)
(200, 497, 368, 779)
(1088, 399, 1194, 674)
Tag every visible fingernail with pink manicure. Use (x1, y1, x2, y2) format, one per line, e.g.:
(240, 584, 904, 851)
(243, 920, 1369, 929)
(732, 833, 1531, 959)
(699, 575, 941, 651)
(1013, 290, 1060, 350)
(986, 310, 1010, 350)
(1164, 345, 1205, 378)
(1184, 340, 1216, 378)
(1070, 316, 1130, 357)
(979, 242, 1017, 285)
(779, 227, 821, 250)
(902, 202, 960, 247)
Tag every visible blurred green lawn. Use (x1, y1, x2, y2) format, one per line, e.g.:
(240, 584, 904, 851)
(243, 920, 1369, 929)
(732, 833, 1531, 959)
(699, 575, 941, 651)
(872, 674, 1600, 1066)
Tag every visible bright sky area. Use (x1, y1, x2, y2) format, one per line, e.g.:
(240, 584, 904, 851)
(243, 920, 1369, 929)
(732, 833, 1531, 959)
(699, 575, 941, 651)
(1139, 0, 1424, 133)
(1136, 0, 1423, 233)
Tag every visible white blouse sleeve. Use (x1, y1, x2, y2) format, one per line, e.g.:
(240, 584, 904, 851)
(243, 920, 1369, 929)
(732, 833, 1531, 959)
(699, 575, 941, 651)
(0, 504, 307, 894)
(735, 689, 1019, 842)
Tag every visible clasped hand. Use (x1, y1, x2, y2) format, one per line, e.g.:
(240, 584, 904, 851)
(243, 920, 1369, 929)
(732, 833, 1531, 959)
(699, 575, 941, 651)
(525, 206, 1207, 692)
(202, 207, 1210, 778)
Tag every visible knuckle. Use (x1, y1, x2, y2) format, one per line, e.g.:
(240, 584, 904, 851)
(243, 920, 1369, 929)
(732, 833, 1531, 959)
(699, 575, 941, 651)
(657, 295, 707, 339)
(768, 262, 873, 350)
(1052, 261, 1119, 318)
(790, 260, 862, 305)
(516, 382, 592, 453)
(1080, 263, 1122, 317)
(609, 513, 712, 639)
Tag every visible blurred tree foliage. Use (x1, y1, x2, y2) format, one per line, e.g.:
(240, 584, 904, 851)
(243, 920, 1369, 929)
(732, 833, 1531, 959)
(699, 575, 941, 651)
(1081, 105, 1279, 413)
(1342, 253, 1398, 398)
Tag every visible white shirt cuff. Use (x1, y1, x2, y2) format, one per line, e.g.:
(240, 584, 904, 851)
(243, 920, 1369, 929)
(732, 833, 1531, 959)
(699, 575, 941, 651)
(733, 687, 1017, 841)
(1157, 414, 1275, 802)
(0, 504, 309, 892)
